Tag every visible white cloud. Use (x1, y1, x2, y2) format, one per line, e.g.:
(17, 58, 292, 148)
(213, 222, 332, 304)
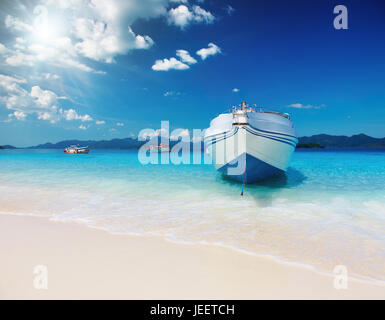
(37, 111, 55, 121)
(29, 72, 60, 81)
(0, 74, 27, 92)
(225, 5, 235, 16)
(176, 49, 197, 64)
(164, 91, 181, 96)
(73, 18, 154, 63)
(0, 43, 8, 54)
(30, 85, 57, 108)
(288, 103, 325, 109)
(152, 57, 189, 71)
(232, 88, 239, 92)
(0, 39, 104, 74)
(0, 73, 94, 124)
(168, 5, 193, 28)
(1, 1, 217, 74)
(196, 43, 221, 60)
(153, 44, 220, 72)
(116, 122, 124, 126)
(78, 124, 87, 130)
(95, 120, 105, 125)
(192, 5, 214, 24)
(133, 33, 154, 50)
(63, 108, 93, 122)
(43, 73, 60, 80)
(5, 14, 33, 32)
(1, 0, 177, 73)
(9, 111, 27, 120)
(6, 52, 35, 66)
(167, 4, 214, 28)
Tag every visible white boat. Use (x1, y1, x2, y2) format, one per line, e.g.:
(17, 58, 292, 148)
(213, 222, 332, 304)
(147, 144, 170, 153)
(64, 145, 90, 154)
(204, 101, 298, 183)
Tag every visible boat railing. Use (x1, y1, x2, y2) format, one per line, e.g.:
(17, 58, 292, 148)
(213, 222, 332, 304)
(232, 104, 290, 120)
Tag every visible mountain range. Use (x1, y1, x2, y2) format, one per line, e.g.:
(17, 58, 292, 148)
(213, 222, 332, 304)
(1, 133, 385, 149)
(298, 133, 385, 148)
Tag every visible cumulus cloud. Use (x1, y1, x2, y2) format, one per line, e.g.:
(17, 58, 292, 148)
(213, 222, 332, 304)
(0, 73, 93, 124)
(0, 74, 27, 93)
(5, 14, 33, 32)
(5, 51, 35, 67)
(9, 111, 27, 120)
(116, 122, 124, 126)
(0, 38, 104, 74)
(288, 103, 325, 109)
(168, 5, 193, 28)
(232, 88, 239, 92)
(168, 4, 214, 28)
(78, 124, 87, 130)
(63, 108, 93, 122)
(0, 0, 177, 73)
(1, 1, 217, 74)
(73, 18, 154, 63)
(176, 49, 197, 64)
(153, 44, 220, 72)
(152, 57, 189, 71)
(30, 85, 57, 108)
(196, 43, 221, 60)
(192, 5, 214, 24)
(95, 120, 105, 125)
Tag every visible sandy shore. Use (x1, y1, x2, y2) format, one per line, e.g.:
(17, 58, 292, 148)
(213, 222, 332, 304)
(0, 214, 384, 299)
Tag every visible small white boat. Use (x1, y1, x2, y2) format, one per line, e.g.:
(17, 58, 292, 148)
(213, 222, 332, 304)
(147, 144, 170, 153)
(64, 145, 90, 154)
(204, 101, 298, 183)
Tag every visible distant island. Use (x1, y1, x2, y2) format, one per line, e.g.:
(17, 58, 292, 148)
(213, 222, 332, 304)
(2, 133, 385, 150)
(0, 145, 17, 150)
(296, 143, 325, 149)
(297, 133, 385, 149)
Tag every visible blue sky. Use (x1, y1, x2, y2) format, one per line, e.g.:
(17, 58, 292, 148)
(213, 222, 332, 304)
(0, 0, 384, 147)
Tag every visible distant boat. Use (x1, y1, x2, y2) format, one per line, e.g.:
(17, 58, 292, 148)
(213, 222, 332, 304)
(64, 145, 90, 154)
(147, 144, 170, 153)
(204, 101, 298, 183)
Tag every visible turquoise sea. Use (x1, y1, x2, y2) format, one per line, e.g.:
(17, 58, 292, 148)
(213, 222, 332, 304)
(1, 149, 385, 282)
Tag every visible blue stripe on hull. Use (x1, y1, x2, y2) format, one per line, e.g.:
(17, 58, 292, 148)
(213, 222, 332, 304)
(218, 153, 284, 183)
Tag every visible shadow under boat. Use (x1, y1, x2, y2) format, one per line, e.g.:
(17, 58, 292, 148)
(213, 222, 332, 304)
(218, 167, 307, 207)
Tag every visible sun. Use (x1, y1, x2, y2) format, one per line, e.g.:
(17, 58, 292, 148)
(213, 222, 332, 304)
(32, 6, 61, 43)
(34, 21, 58, 42)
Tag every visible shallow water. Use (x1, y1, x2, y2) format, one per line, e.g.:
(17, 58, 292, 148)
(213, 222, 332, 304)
(1, 149, 384, 282)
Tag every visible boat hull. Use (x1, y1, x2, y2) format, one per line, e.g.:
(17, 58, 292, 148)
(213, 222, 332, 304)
(205, 125, 297, 183)
(64, 149, 89, 154)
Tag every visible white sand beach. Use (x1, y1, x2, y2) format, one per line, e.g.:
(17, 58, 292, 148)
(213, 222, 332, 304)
(0, 214, 384, 300)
